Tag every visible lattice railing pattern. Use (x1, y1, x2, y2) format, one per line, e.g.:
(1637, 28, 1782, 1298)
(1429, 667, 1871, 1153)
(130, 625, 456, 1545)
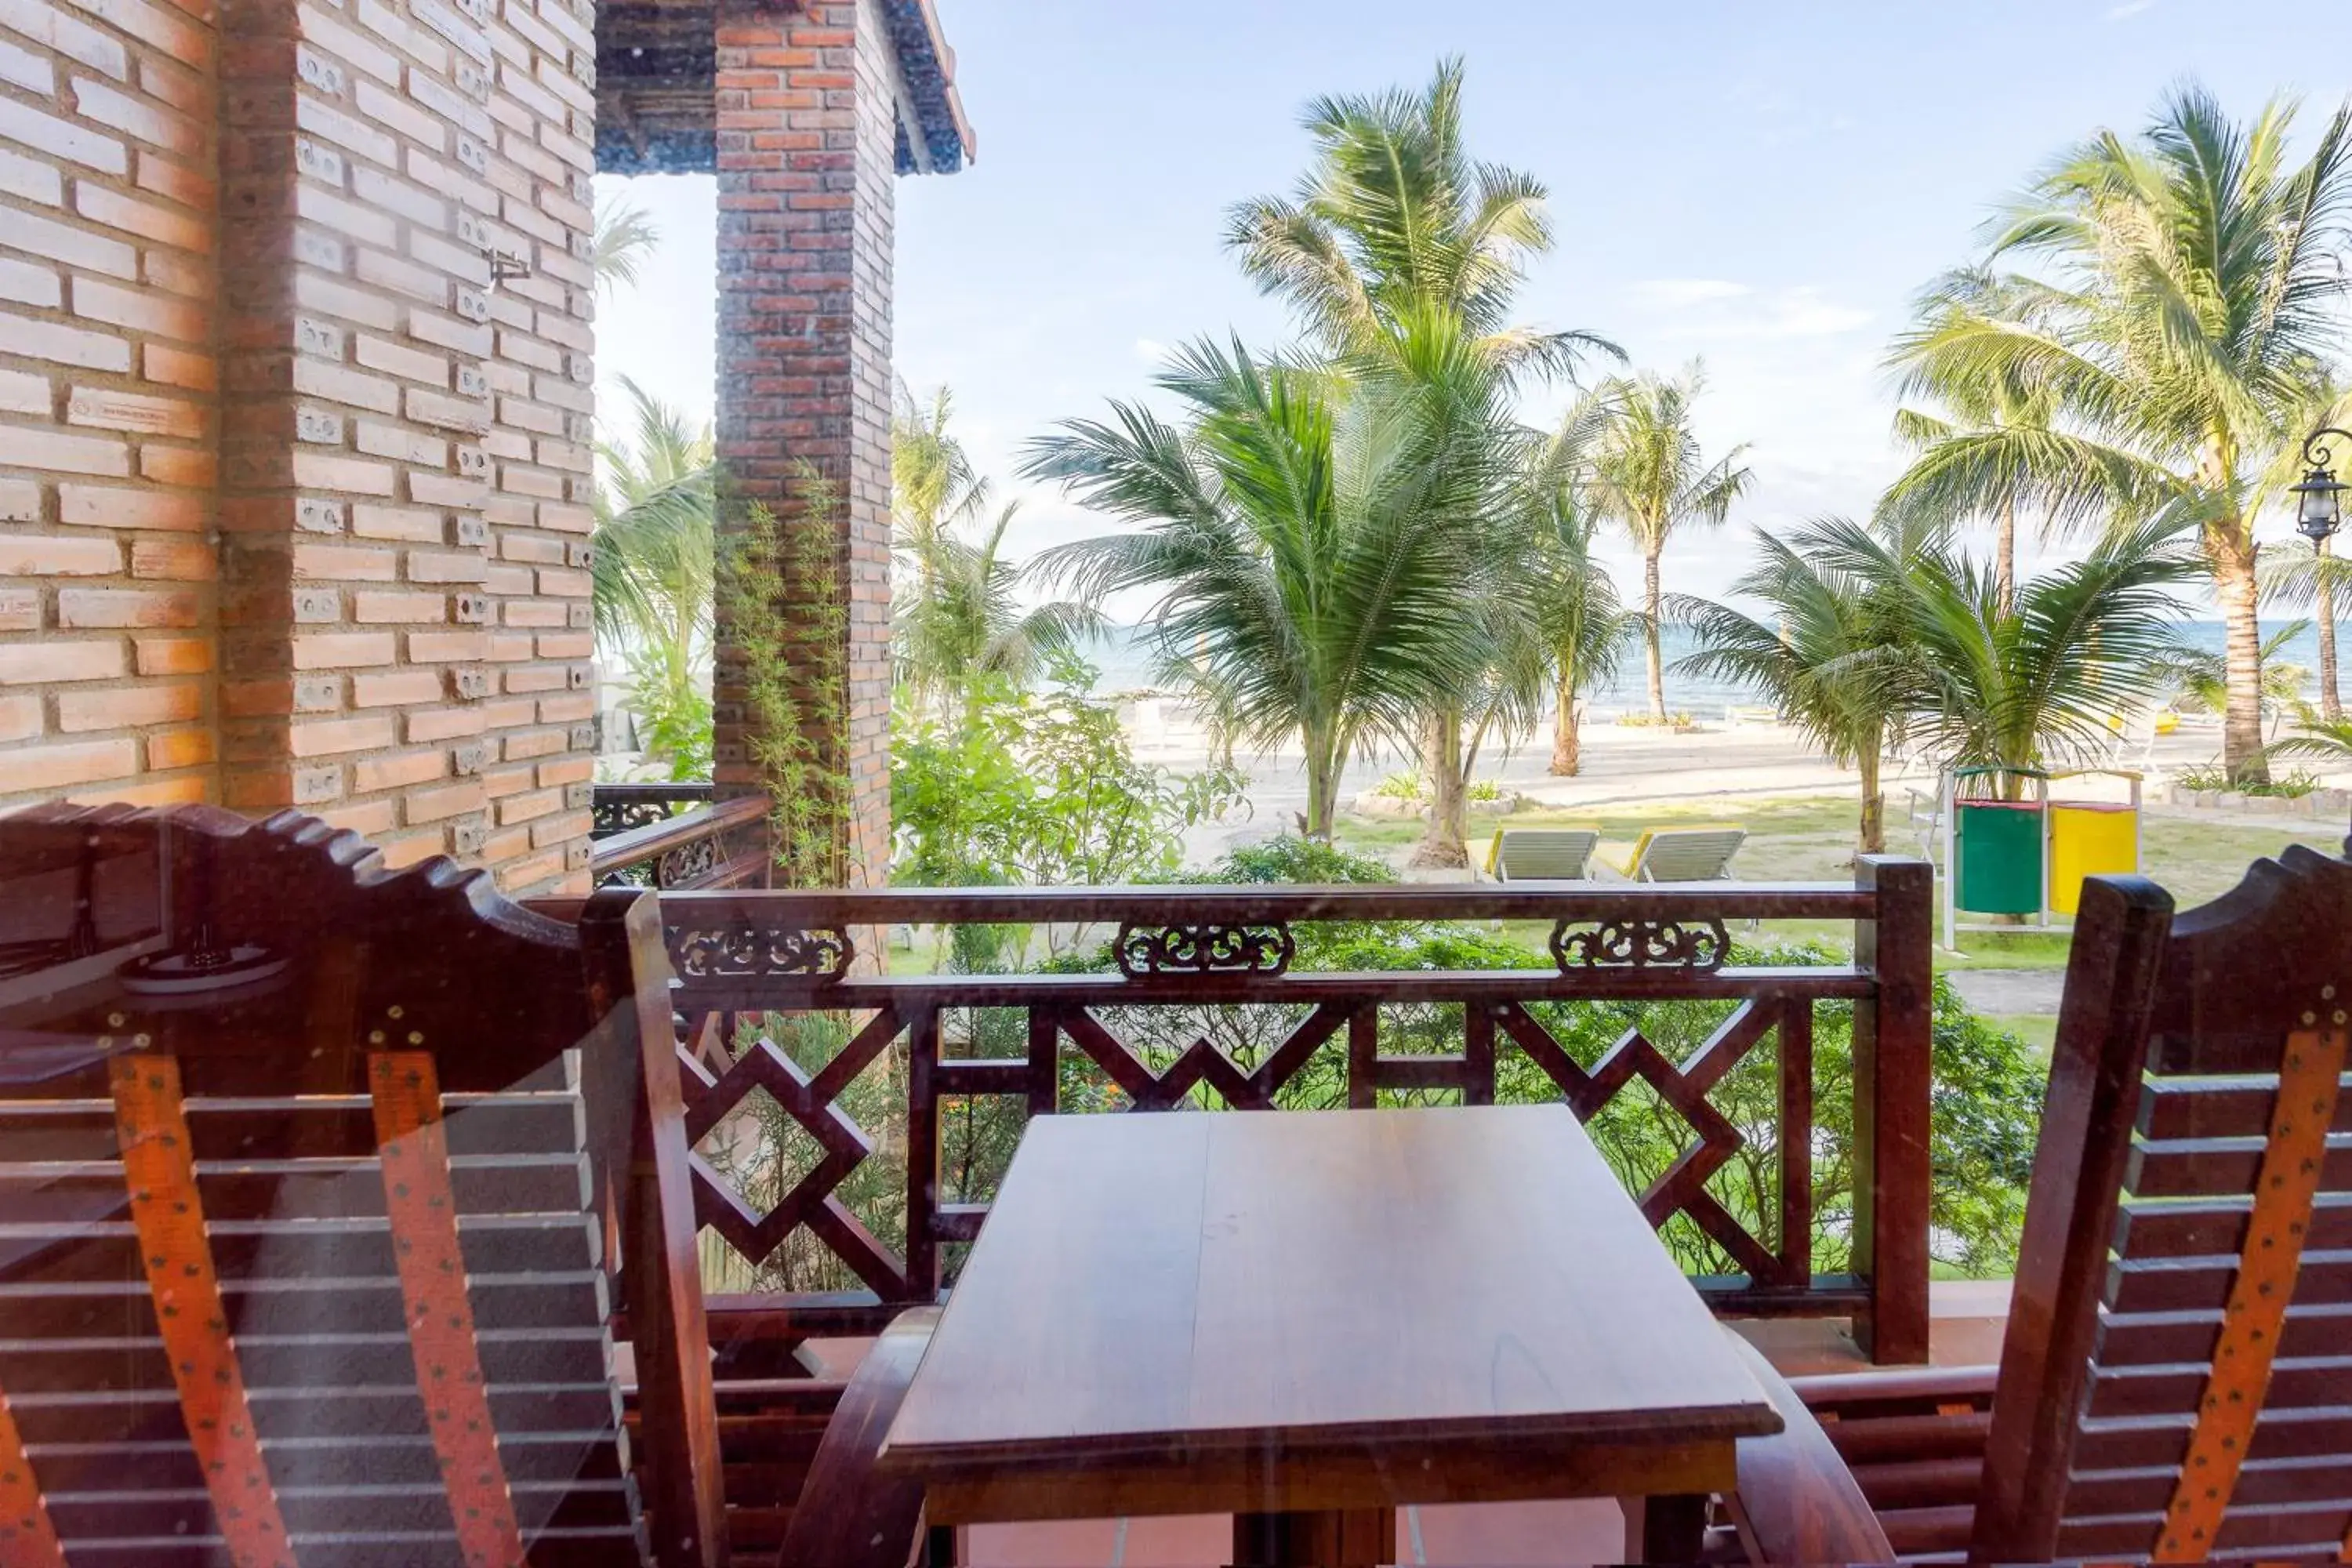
(654, 869, 1934, 1362)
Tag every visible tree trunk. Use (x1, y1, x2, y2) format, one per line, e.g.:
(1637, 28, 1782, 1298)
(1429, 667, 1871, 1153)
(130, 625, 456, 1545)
(1549, 659, 1581, 775)
(1994, 495, 2016, 618)
(1857, 724, 1884, 856)
(1302, 724, 1338, 840)
(1407, 706, 1469, 869)
(1643, 546, 1666, 721)
(2320, 539, 2342, 723)
(2214, 532, 2270, 786)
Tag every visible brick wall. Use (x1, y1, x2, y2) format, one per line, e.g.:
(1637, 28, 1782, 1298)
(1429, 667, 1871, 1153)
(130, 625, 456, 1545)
(2, 0, 599, 895)
(711, 0, 895, 887)
(0, 0, 223, 808)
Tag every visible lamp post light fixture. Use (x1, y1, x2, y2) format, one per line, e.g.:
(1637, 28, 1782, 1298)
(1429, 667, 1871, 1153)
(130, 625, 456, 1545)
(2290, 425, 2351, 543)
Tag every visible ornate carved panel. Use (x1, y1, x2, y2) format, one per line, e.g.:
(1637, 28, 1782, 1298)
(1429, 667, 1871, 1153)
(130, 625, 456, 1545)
(668, 921, 855, 980)
(1113, 921, 1294, 978)
(1549, 916, 1730, 971)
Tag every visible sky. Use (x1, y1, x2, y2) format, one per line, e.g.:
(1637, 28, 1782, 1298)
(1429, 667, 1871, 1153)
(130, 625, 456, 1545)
(593, 0, 2349, 612)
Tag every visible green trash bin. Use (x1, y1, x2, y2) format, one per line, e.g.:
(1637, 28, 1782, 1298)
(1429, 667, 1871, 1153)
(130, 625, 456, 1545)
(1955, 799, 2043, 915)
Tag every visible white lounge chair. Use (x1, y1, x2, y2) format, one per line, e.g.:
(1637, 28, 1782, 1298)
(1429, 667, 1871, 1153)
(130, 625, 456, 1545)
(1483, 826, 1601, 882)
(1615, 824, 1746, 883)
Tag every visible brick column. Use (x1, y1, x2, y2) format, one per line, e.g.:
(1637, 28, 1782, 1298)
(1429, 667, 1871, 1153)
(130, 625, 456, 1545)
(208, 0, 601, 894)
(712, 0, 895, 887)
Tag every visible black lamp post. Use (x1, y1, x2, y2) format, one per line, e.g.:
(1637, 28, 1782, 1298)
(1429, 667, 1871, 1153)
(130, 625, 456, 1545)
(2290, 426, 2350, 543)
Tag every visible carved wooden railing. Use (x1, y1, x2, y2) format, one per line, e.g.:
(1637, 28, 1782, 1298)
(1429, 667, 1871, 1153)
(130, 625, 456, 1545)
(588, 784, 771, 890)
(611, 858, 1937, 1363)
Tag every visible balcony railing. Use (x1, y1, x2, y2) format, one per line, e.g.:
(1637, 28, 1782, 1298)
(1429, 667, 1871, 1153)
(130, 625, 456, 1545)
(589, 782, 771, 889)
(605, 857, 1936, 1363)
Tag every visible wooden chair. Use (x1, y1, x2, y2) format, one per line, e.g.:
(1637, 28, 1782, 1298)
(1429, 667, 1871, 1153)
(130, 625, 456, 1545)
(0, 804, 916, 1567)
(1729, 845, 2352, 1563)
(1484, 826, 1601, 882)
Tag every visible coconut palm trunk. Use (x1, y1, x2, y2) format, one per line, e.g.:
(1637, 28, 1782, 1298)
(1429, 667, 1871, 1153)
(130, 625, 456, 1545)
(1550, 659, 1581, 775)
(2213, 532, 2270, 786)
(2320, 539, 2343, 722)
(1642, 548, 1667, 720)
(1410, 706, 1469, 867)
(1994, 497, 2016, 617)
(1857, 720, 1885, 855)
(1302, 720, 1342, 840)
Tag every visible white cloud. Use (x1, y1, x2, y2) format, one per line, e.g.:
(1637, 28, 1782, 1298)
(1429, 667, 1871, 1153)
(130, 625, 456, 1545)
(2105, 0, 2156, 17)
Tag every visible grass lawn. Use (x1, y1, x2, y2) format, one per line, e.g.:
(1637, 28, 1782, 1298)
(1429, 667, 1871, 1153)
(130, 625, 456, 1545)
(1335, 793, 2347, 974)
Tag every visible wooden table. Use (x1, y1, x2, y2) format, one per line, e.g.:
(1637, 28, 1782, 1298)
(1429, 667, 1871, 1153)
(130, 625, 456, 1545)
(880, 1104, 1782, 1565)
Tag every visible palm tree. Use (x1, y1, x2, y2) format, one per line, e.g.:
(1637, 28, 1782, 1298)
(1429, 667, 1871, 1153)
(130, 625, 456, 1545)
(593, 378, 717, 777)
(892, 381, 990, 586)
(1676, 520, 1926, 853)
(1225, 56, 1617, 866)
(1885, 267, 2063, 614)
(1878, 85, 2352, 785)
(1028, 338, 1487, 839)
(892, 498, 1098, 715)
(1515, 402, 1634, 775)
(592, 197, 660, 293)
(2259, 541, 2350, 723)
(1873, 511, 2200, 786)
(1587, 362, 1754, 720)
(2268, 715, 2352, 769)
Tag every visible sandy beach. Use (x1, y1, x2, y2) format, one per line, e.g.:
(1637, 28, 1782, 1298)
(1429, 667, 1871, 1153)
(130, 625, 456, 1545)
(1112, 694, 2352, 867)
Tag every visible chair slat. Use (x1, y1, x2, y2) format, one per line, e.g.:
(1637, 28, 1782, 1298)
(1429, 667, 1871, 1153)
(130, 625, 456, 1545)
(370, 1050, 529, 1568)
(109, 1052, 296, 1568)
(0, 1375, 64, 1566)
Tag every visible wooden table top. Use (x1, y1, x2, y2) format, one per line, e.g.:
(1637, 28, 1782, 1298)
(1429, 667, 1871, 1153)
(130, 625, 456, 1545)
(883, 1105, 1780, 1475)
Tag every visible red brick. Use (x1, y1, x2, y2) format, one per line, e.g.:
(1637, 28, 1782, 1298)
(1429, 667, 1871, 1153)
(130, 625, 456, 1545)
(0, 535, 121, 575)
(0, 736, 136, 793)
(0, 258, 62, 309)
(134, 636, 210, 675)
(289, 713, 398, 757)
(145, 726, 215, 770)
(0, 478, 38, 523)
(350, 668, 444, 706)
(291, 451, 398, 495)
(56, 586, 198, 627)
(138, 444, 212, 487)
(376, 829, 449, 869)
(479, 762, 532, 799)
(56, 680, 201, 731)
(0, 590, 36, 630)
(290, 631, 397, 669)
(351, 748, 447, 792)
(70, 76, 203, 157)
(0, 366, 51, 418)
(0, 426, 131, 477)
(292, 542, 399, 581)
(70, 277, 206, 343)
(66, 386, 205, 439)
(0, 692, 38, 742)
(143, 343, 216, 392)
(495, 786, 561, 826)
(0, 95, 125, 173)
(0, 314, 131, 371)
(406, 550, 488, 583)
(60, 0, 210, 70)
(405, 705, 484, 742)
(405, 631, 487, 661)
(0, 640, 124, 684)
(404, 779, 485, 823)
(134, 149, 214, 212)
(316, 798, 398, 838)
(58, 485, 203, 530)
(74, 183, 209, 252)
(536, 755, 593, 787)
(353, 590, 448, 622)
(129, 539, 214, 580)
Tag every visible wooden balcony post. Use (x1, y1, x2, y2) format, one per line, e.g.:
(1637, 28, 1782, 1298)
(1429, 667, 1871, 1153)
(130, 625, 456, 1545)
(1852, 855, 1933, 1363)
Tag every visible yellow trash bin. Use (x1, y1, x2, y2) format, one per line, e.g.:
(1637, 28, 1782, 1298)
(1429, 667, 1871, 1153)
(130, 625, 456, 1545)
(2049, 801, 2137, 915)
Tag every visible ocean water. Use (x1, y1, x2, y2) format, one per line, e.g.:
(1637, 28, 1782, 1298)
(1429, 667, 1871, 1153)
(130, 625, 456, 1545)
(1072, 619, 2328, 719)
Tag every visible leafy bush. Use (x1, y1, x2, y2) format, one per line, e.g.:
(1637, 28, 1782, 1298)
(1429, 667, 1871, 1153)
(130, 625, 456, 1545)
(892, 657, 1247, 890)
(1205, 835, 1394, 885)
(2174, 762, 2320, 797)
(1370, 770, 1427, 800)
(1465, 777, 1505, 803)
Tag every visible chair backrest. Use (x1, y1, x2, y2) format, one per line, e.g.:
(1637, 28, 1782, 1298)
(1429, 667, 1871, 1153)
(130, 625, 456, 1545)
(1632, 826, 1745, 883)
(1490, 827, 1599, 882)
(0, 805, 720, 1568)
(1975, 846, 2352, 1563)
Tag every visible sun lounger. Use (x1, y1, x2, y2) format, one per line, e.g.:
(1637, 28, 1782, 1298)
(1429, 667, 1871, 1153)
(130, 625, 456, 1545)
(1484, 826, 1601, 882)
(1616, 824, 1745, 883)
